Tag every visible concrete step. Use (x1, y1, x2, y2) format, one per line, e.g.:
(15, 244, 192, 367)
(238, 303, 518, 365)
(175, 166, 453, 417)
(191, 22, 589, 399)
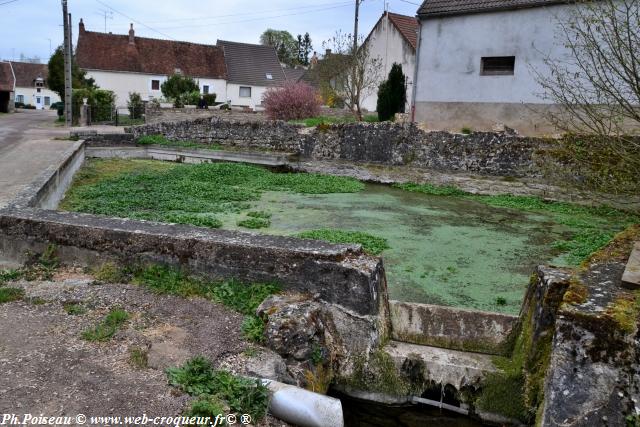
(389, 300, 518, 355)
(622, 241, 640, 289)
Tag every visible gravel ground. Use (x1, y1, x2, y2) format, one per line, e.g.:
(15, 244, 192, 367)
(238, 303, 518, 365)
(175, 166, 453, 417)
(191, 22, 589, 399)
(0, 268, 288, 426)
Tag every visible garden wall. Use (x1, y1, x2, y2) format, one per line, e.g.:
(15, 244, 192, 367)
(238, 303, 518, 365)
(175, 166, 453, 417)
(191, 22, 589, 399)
(144, 105, 267, 125)
(128, 119, 545, 177)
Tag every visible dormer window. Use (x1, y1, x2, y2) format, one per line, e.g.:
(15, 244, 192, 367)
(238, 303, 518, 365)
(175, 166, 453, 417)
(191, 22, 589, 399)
(266, 73, 273, 80)
(174, 68, 182, 74)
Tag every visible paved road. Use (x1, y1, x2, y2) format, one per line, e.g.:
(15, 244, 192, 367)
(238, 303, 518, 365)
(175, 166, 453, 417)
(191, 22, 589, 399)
(0, 110, 72, 208)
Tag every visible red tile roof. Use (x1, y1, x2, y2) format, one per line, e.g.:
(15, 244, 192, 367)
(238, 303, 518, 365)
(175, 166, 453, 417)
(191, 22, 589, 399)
(76, 24, 226, 79)
(10, 62, 46, 88)
(0, 62, 15, 92)
(387, 12, 419, 50)
(418, 0, 566, 18)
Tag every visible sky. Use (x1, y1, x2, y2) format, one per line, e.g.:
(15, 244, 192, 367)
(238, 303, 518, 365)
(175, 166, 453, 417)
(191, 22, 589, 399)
(0, 0, 421, 63)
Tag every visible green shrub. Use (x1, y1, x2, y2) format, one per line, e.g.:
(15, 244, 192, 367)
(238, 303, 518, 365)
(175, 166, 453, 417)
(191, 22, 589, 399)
(237, 217, 270, 229)
(166, 356, 269, 420)
(184, 396, 226, 425)
(202, 93, 217, 106)
(297, 229, 390, 255)
(161, 74, 200, 108)
(81, 308, 129, 341)
(376, 63, 406, 122)
(127, 92, 144, 119)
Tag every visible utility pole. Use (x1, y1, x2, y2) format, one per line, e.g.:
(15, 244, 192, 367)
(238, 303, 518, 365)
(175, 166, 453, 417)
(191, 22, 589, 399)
(353, 0, 361, 53)
(62, 0, 72, 127)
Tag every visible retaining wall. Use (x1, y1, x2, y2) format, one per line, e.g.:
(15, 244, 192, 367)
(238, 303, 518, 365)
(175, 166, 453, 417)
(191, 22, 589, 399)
(128, 118, 545, 177)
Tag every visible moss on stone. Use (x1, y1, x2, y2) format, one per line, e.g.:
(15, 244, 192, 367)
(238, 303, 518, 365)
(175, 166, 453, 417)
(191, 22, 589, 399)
(562, 277, 589, 305)
(606, 292, 640, 334)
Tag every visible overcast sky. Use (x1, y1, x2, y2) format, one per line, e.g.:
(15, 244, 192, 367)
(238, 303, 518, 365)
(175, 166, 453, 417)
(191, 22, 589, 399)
(0, 0, 420, 63)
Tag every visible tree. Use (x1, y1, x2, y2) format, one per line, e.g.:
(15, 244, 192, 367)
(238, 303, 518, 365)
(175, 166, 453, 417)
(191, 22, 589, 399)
(161, 74, 199, 107)
(48, 45, 95, 100)
(296, 33, 313, 66)
(321, 31, 382, 120)
(260, 29, 298, 67)
(534, 0, 640, 187)
(127, 92, 144, 119)
(376, 63, 407, 121)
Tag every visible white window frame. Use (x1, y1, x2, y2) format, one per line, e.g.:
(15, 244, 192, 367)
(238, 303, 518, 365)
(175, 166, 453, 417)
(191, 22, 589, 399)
(16, 94, 24, 103)
(44, 96, 51, 106)
(239, 86, 251, 98)
(202, 85, 209, 94)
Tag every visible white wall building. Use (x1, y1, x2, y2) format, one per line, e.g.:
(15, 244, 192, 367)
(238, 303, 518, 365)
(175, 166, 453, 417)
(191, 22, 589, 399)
(361, 12, 418, 113)
(11, 62, 60, 109)
(413, 0, 580, 135)
(76, 21, 285, 110)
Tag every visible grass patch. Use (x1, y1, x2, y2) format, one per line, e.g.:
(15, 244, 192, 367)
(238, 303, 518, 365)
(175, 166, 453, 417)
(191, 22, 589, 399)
(129, 346, 149, 369)
(166, 356, 269, 421)
(246, 211, 272, 219)
(93, 262, 128, 283)
(297, 229, 390, 255)
(0, 287, 24, 304)
(136, 134, 222, 150)
(241, 315, 266, 343)
(396, 183, 639, 265)
(61, 159, 363, 230)
(290, 115, 356, 127)
(81, 308, 129, 342)
(184, 396, 226, 424)
(237, 217, 270, 229)
(0, 269, 22, 284)
(63, 302, 87, 315)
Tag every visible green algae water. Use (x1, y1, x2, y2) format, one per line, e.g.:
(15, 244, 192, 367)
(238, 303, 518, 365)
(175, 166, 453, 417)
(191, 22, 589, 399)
(61, 160, 635, 315)
(216, 184, 570, 314)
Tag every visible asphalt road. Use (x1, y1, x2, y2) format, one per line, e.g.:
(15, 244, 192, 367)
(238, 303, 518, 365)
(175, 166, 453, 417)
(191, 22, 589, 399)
(0, 110, 71, 208)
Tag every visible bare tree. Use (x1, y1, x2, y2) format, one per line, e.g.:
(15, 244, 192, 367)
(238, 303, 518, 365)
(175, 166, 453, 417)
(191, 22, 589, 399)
(535, 0, 640, 172)
(322, 31, 382, 120)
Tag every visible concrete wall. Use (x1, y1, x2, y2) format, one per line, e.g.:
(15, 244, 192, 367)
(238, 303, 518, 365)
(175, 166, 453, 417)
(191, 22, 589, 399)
(414, 4, 576, 134)
(361, 15, 416, 112)
(14, 86, 60, 109)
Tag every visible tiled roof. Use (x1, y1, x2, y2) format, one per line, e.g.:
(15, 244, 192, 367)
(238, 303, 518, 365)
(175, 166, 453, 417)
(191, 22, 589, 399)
(76, 26, 226, 79)
(218, 40, 286, 87)
(283, 68, 307, 82)
(418, 0, 566, 17)
(387, 12, 419, 49)
(10, 62, 47, 88)
(0, 62, 15, 92)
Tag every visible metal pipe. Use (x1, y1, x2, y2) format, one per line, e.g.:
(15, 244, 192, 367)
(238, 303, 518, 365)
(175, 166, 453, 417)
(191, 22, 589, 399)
(261, 379, 344, 427)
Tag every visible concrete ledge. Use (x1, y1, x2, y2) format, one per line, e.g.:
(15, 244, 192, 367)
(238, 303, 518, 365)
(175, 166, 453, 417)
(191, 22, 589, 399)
(0, 208, 385, 316)
(389, 300, 518, 355)
(86, 145, 296, 167)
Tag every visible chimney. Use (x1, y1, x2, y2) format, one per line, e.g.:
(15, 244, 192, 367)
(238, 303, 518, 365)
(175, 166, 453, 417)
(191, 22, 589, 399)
(325, 48, 332, 56)
(79, 18, 85, 34)
(128, 23, 135, 44)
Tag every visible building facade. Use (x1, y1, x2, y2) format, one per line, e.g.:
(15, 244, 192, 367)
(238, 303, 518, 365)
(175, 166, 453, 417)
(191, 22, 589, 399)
(11, 62, 60, 109)
(413, 0, 579, 135)
(75, 21, 285, 109)
(361, 12, 418, 113)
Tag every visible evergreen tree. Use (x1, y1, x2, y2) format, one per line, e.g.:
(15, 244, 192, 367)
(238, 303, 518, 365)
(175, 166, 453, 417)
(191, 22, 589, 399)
(376, 63, 407, 121)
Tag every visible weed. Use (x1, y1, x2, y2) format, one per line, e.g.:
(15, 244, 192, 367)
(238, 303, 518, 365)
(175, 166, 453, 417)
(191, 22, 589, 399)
(297, 229, 390, 255)
(241, 315, 266, 343)
(63, 302, 87, 315)
(27, 296, 47, 305)
(246, 211, 272, 219)
(166, 356, 269, 420)
(243, 347, 259, 358)
(237, 217, 270, 229)
(184, 396, 226, 425)
(61, 160, 363, 230)
(0, 269, 22, 284)
(496, 297, 507, 306)
(461, 127, 473, 135)
(0, 287, 24, 304)
(311, 344, 325, 365)
(129, 346, 149, 369)
(82, 308, 129, 341)
(93, 262, 128, 283)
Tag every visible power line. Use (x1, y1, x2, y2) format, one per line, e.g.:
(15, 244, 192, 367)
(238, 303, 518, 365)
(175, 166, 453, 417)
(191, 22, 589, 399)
(154, 3, 354, 30)
(142, 1, 354, 25)
(0, 0, 19, 6)
(94, 0, 176, 40)
(398, 0, 421, 5)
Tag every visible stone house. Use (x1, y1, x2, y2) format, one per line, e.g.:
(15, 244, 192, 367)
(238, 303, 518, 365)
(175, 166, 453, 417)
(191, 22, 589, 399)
(11, 62, 61, 110)
(412, 0, 586, 135)
(0, 61, 15, 113)
(75, 20, 285, 109)
(360, 11, 419, 113)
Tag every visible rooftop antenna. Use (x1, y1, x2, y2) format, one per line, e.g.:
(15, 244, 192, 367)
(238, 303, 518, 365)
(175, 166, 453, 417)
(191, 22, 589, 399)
(96, 9, 113, 32)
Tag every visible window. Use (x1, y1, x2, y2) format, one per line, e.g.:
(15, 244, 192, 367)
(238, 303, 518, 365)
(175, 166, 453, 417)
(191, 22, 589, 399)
(265, 73, 273, 80)
(151, 79, 160, 90)
(37, 88, 41, 93)
(44, 96, 50, 106)
(16, 95, 24, 103)
(203, 85, 209, 94)
(480, 56, 515, 76)
(239, 86, 251, 98)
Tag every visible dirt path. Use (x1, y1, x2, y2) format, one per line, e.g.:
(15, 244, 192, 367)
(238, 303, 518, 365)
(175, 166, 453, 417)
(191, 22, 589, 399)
(0, 269, 287, 425)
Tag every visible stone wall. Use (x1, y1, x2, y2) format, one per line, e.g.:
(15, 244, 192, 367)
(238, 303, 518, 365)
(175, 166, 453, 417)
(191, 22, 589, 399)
(128, 119, 546, 177)
(145, 104, 266, 125)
